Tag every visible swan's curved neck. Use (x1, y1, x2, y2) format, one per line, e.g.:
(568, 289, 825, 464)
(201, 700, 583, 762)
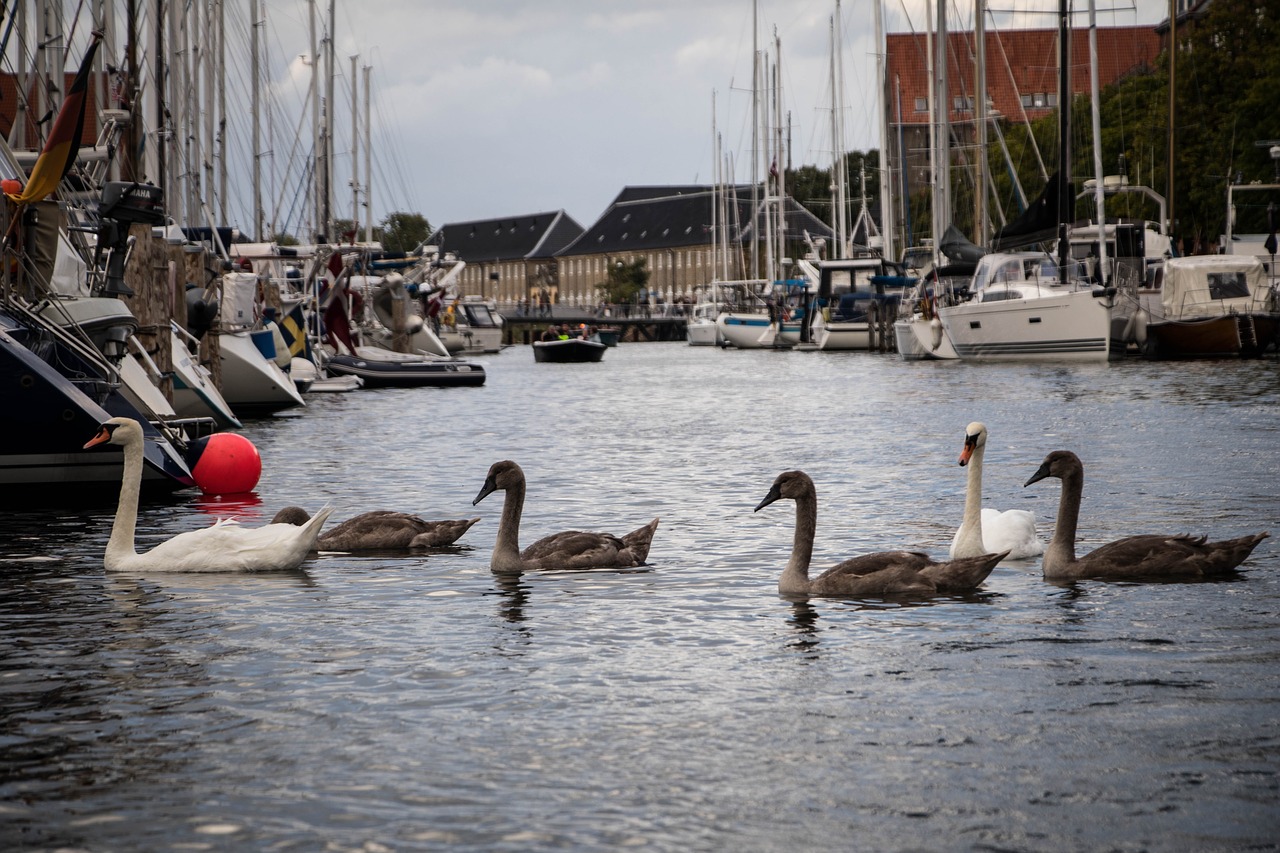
(106, 435, 143, 565)
(781, 492, 817, 591)
(1046, 468, 1083, 572)
(492, 478, 526, 570)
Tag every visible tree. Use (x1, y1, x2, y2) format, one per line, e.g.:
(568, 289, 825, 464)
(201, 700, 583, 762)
(379, 211, 432, 254)
(595, 258, 650, 304)
(988, 0, 1280, 251)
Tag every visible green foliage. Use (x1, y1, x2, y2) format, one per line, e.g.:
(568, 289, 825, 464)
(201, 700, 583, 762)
(595, 258, 650, 304)
(273, 231, 299, 247)
(990, 0, 1279, 249)
(379, 211, 433, 254)
(786, 150, 882, 228)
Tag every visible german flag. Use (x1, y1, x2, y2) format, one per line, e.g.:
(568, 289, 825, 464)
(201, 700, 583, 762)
(6, 32, 101, 205)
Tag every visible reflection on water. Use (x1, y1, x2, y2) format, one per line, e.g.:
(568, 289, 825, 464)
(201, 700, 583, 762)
(1, 344, 1277, 850)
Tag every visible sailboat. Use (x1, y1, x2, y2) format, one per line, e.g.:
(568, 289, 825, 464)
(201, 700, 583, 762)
(891, 0, 960, 361)
(936, 0, 1114, 362)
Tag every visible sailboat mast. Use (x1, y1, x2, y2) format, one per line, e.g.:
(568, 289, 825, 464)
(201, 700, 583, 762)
(309, 0, 321, 239)
(217, 0, 228, 224)
(351, 53, 360, 231)
(252, 0, 263, 241)
(364, 65, 373, 242)
(974, 0, 988, 247)
(1057, 0, 1071, 285)
(711, 89, 719, 277)
(774, 31, 786, 279)
(875, 0, 895, 261)
(750, 0, 759, 280)
(1088, 0, 1108, 286)
(324, 0, 336, 241)
(1167, 0, 1175, 246)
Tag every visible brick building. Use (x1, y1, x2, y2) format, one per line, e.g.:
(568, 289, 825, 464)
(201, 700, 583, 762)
(885, 25, 1161, 241)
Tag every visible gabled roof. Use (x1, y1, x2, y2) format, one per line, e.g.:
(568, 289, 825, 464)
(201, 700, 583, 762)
(558, 184, 834, 257)
(428, 210, 584, 261)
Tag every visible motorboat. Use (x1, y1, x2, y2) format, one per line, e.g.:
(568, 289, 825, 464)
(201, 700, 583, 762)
(803, 258, 910, 351)
(325, 346, 487, 386)
(1141, 255, 1279, 358)
(437, 297, 504, 354)
(0, 300, 194, 501)
(532, 337, 606, 363)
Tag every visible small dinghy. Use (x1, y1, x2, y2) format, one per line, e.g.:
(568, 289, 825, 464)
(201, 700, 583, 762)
(325, 347, 486, 388)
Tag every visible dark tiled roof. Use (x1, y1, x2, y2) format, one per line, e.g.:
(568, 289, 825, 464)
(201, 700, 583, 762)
(558, 185, 834, 257)
(428, 210, 584, 261)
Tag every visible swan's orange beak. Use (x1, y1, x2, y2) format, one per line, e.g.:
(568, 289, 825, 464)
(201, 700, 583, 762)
(959, 435, 978, 467)
(84, 424, 113, 449)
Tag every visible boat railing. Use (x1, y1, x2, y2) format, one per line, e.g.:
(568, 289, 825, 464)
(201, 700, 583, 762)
(6, 293, 124, 388)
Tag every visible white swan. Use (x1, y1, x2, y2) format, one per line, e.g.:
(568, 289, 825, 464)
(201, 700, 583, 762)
(85, 417, 332, 571)
(950, 422, 1043, 560)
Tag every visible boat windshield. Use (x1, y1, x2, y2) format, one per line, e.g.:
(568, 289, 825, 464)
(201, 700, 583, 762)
(464, 303, 497, 326)
(972, 254, 1067, 291)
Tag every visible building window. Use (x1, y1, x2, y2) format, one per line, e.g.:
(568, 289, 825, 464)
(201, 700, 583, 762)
(914, 97, 927, 112)
(953, 96, 972, 112)
(1021, 94, 1032, 108)
(1047, 93, 1058, 107)
(1033, 92, 1047, 108)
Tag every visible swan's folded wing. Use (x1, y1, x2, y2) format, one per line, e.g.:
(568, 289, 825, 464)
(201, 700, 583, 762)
(143, 521, 316, 571)
(826, 550, 933, 577)
(521, 530, 625, 568)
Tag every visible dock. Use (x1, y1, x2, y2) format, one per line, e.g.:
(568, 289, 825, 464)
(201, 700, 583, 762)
(501, 309, 687, 344)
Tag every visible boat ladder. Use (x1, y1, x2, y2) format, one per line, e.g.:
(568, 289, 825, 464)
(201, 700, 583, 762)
(1235, 313, 1258, 353)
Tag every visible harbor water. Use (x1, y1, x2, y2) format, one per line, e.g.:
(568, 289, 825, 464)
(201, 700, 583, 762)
(2, 343, 1278, 851)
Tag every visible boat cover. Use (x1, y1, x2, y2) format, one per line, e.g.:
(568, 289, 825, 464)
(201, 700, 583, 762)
(1161, 256, 1270, 319)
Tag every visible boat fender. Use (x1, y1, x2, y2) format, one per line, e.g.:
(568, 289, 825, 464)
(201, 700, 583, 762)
(930, 316, 944, 351)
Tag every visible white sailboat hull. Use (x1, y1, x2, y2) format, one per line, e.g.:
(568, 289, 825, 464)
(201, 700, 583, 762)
(217, 331, 307, 415)
(717, 313, 778, 349)
(894, 316, 958, 360)
(815, 320, 871, 351)
(939, 289, 1112, 362)
(686, 318, 722, 346)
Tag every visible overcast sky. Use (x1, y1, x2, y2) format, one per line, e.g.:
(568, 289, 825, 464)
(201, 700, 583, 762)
(76, 1, 1172, 235)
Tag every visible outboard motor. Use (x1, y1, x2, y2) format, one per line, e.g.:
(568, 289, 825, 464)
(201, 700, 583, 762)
(185, 284, 219, 341)
(96, 181, 165, 297)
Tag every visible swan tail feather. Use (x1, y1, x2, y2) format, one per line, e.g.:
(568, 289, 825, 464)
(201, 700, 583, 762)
(622, 517, 660, 564)
(301, 506, 335, 548)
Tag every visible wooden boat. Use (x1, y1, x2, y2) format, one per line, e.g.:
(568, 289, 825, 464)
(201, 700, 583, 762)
(325, 347, 486, 388)
(532, 338, 606, 363)
(1142, 255, 1279, 358)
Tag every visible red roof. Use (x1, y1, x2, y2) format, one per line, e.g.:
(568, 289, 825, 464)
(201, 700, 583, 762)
(886, 25, 1160, 126)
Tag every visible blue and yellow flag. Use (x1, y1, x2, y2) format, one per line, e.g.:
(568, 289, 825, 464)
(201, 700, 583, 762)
(278, 303, 313, 361)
